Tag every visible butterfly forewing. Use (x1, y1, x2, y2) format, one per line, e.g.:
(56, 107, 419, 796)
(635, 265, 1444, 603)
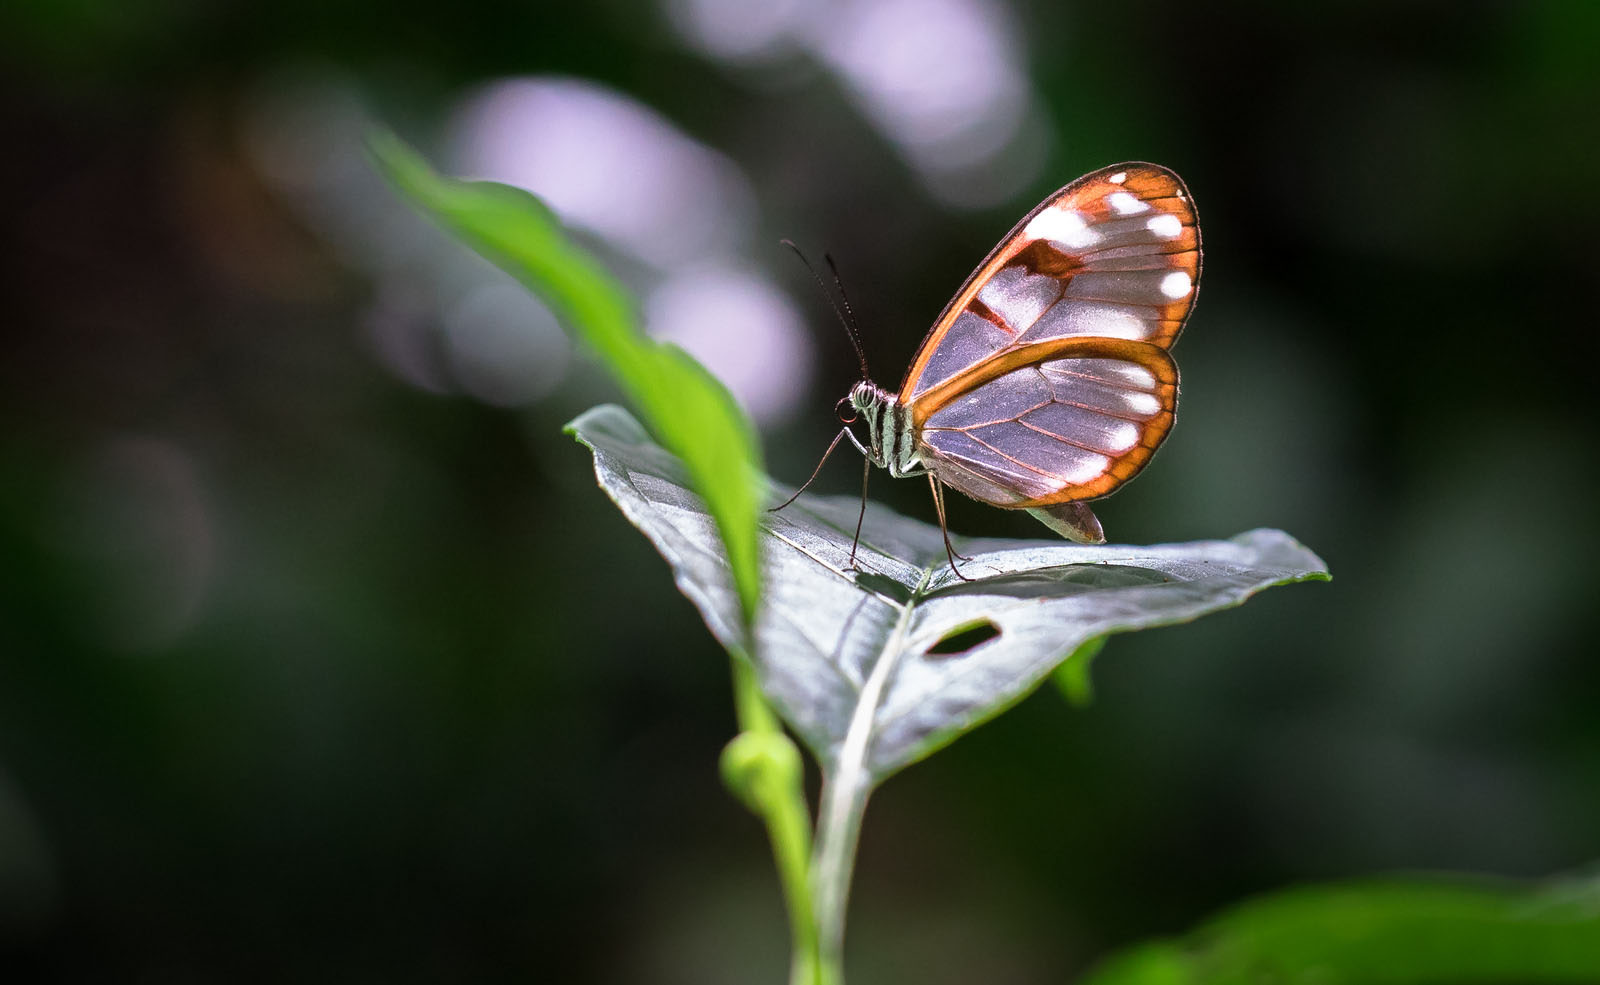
(901, 162, 1198, 509)
(902, 163, 1199, 402)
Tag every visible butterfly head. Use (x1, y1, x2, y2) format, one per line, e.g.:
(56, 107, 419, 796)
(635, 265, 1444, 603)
(845, 380, 880, 420)
(842, 380, 904, 471)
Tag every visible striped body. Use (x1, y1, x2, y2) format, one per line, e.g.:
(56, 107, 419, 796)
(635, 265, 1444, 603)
(848, 380, 918, 477)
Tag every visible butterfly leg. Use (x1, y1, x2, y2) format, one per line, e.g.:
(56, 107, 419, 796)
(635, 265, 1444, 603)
(926, 475, 974, 561)
(769, 425, 875, 568)
(927, 475, 974, 580)
(849, 455, 870, 567)
(769, 426, 853, 512)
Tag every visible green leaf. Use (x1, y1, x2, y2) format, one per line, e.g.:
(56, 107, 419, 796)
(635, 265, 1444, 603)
(568, 403, 1329, 782)
(1080, 873, 1600, 985)
(368, 130, 763, 623)
(1053, 635, 1107, 708)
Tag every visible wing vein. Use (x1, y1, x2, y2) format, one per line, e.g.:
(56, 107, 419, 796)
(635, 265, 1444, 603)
(922, 395, 1054, 432)
(1044, 366, 1161, 393)
(963, 432, 1081, 484)
(1041, 397, 1155, 424)
(1017, 419, 1120, 455)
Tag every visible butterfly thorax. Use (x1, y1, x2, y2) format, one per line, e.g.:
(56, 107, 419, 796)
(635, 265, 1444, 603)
(848, 380, 919, 477)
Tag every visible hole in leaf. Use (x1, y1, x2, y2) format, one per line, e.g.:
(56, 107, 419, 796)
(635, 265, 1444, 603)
(926, 619, 1001, 657)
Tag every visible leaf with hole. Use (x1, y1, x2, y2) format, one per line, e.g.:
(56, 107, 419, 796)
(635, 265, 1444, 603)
(569, 403, 1329, 782)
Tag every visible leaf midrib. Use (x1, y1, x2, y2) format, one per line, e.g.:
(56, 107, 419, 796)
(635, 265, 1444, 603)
(834, 566, 930, 779)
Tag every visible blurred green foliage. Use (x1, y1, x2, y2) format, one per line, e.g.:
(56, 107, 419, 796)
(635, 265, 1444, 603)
(370, 132, 764, 621)
(1, 0, 1598, 983)
(1083, 874, 1600, 985)
(1054, 636, 1106, 709)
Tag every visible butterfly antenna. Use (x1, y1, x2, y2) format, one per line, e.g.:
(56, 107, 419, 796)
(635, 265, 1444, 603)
(781, 239, 871, 380)
(823, 252, 871, 379)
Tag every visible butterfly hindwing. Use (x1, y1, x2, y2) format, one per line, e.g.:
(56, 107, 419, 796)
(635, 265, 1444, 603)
(913, 336, 1178, 508)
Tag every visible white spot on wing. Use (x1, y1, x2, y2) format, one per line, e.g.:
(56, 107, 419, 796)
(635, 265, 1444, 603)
(1024, 207, 1098, 249)
(1146, 213, 1182, 239)
(1126, 391, 1161, 416)
(1035, 301, 1146, 341)
(1109, 171, 1127, 184)
(1119, 365, 1157, 389)
(1159, 270, 1192, 299)
(1107, 191, 1149, 216)
(1104, 419, 1141, 453)
(1085, 310, 1145, 339)
(979, 265, 1059, 331)
(1061, 451, 1112, 484)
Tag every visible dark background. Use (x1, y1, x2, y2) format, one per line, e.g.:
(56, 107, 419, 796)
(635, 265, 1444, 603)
(3, 1, 1598, 982)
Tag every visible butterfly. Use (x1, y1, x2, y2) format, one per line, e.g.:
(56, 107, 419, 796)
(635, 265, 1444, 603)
(783, 162, 1201, 578)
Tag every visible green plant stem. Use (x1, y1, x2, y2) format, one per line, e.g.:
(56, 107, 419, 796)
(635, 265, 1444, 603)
(729, 655, 831, 985)
(810, 769, 870, 979)
(809, 581, 921, 978)
(731, 652, 781, 735)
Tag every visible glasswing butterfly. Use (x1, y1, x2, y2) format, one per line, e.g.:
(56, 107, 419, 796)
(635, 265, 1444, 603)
(782, 162, 1201, 579)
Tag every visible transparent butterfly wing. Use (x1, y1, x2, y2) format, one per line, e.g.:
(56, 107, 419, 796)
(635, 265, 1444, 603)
(902, 161, 1203, 399)
(915, 338, 1178, 508)
(902, 163, 1199, 401)
(901, 162, 1200, 508)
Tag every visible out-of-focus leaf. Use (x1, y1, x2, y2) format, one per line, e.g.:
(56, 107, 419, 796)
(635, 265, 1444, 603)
(1080, 873, 1600, 985)
(1053, 635, 1107, 708)
(369, 131, 763, 622)
(568, 404, 1329, 782)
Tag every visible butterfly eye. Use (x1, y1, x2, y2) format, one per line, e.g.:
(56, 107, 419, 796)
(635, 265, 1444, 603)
(835, 398, 858, 424)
